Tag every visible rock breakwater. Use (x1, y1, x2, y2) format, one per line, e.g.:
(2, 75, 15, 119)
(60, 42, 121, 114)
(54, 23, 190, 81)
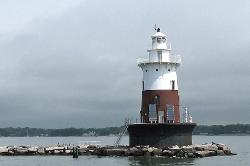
(0, 142, 236, 158)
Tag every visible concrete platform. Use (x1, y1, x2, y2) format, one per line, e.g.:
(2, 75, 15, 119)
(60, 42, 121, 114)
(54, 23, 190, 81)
(127, 123, 196, 147)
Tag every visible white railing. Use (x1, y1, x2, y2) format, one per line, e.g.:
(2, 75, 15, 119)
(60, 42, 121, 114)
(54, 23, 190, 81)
(136, 54, 181, 65)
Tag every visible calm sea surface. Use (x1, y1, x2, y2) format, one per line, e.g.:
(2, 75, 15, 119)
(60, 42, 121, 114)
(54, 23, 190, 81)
(0, 135, 249, 166)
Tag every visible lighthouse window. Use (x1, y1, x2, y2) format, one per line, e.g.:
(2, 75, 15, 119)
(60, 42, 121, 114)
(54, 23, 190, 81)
(168, 69, 170, 71)
(154, 95, 160, 105)
(145, 70, 147, 72)
(166, 104, 175, 123)
(171, 80, 175, 90)
(157, 37, 161, 43)
(156, 69, 158, 71)
(162, 37, 166, 42)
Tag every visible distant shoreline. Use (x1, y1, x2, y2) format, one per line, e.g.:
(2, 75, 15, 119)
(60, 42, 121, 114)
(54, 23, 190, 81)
(194, 134, 250, 136)
(0, 124, 249, 137)
(0, 134, 250, 137)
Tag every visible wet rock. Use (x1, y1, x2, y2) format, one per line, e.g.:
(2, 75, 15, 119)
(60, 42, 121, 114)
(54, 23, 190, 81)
(182, 146, 195, 153)
(169, 145, 180, 150)
(123, 149, 129, 156)
(78, 149, 87, 153)
(216, 150, 225, 156)
(187, 152, 196, 158)
(87, 145, 98, 149)
(217, 144, 231, 154)
(65, 149, 72, 154)
(129, 147, 143, 156)
(176, 150, 185, 157)
(152, 148, 162, 156)
(201, 144, 218, 151)
(195, 151, 211, 158)
(57, 147, 65, 150)
(162, 150, 174, 157)
(0, 147, 9, 155)
(104, 149, 126, 156)
(8, 150, 15, 155)
(28, 147, 38, 154)
(209, 150, 217, 156)
(194, 145, 204, 151)
(141, 147, 148, 154)
(89, 149, 95, 153)
(45, 147, 55, 152)
(147, 147, 155, 153)
(169, 145, 181, 155)
(214, 143, 233, 155)
(223, 149, 232, 155)
(15, 147, 29, 154)
(37, 147, 45, 155)
(53, 150, 61, 154)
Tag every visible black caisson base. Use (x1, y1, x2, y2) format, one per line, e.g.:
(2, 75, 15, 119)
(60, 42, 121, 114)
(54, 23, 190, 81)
(127, 123, 196, 147)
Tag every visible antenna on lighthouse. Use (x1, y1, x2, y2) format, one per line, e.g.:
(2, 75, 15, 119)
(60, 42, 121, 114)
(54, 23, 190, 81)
(154, 24, 157, 31)
(154, 24, 160, 32)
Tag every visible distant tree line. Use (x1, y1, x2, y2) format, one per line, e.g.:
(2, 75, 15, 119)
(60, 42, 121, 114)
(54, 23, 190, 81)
(193, 124, 250, 135)
(0, 124, 250, 137)
(0, 127, 123, 137)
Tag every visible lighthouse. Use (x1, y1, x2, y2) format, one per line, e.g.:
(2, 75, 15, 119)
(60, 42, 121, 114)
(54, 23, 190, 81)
(127, 28, 196, 147)
(139, 27, 181, 124)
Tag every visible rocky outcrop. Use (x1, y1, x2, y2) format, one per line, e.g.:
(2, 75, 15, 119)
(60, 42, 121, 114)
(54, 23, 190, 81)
(0, 142, 236, 158)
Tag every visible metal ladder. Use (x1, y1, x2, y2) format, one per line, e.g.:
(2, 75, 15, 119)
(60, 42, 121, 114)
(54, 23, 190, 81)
(114, 118, 130, 147)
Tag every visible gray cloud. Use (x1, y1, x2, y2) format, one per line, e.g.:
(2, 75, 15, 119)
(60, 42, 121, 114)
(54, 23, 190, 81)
(0, 0, 249, 128)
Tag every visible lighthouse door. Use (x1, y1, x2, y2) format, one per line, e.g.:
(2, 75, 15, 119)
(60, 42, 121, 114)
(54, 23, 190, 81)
(158, 111, 164, 123)
(149, 104, 157, 123)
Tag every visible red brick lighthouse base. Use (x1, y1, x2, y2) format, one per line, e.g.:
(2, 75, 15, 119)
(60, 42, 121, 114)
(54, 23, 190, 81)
(128, 28, 196, 147)
(141, 90, 180, 124)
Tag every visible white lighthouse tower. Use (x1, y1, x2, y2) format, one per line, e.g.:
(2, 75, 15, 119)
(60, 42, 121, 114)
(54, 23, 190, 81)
(128, 27, 196, 147)
(137, 27, 181, 124)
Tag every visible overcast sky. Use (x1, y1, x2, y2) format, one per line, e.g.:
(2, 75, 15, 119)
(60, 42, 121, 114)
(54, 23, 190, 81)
(0, 0, 249, 128)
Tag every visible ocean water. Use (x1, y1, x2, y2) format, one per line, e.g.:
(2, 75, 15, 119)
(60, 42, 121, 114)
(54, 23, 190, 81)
(0, 135, 249, 166)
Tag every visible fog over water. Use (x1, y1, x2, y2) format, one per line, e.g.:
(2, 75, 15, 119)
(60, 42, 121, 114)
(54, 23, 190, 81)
(0, 0, 250, 128)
